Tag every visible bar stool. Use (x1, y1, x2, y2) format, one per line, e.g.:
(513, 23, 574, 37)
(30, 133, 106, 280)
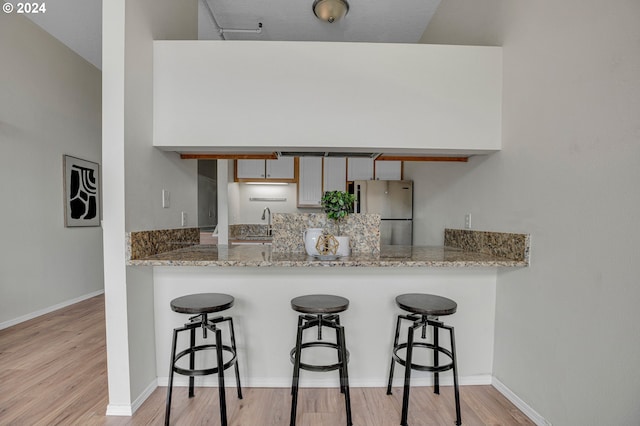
(290, 294, 352, 426)
(164, 293, 242, 426)
(386, 293, 461, 426)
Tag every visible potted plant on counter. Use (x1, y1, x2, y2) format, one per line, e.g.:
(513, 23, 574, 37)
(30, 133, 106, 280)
(321, 190, 356, 256)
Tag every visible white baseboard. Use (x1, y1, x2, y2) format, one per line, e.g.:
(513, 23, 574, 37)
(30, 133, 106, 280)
(105, 379, 158, 417)
(0, 289, 105, 330)
(105, 404, 133, 416)
(131, 379, 158, 414)
(492, 377, 551, 426)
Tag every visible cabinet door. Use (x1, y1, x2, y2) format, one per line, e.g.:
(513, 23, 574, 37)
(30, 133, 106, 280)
(266, 158, 295, 179)
(298, 157, 323, 207)
(236, 159, 265, 178)
(375, 161, 402, 180)
(323, 157, 346, 192)
(347, 158, 374, 181)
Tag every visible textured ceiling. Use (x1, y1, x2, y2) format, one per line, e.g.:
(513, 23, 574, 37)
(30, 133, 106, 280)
(198, 0, 441, 43)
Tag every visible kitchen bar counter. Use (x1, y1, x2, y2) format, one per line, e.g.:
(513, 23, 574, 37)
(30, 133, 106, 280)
(127, 226, 529, 398)
(128, 244, 527, 267)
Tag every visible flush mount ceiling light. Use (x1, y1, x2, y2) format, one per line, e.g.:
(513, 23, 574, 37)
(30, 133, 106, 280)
(312, 0, 349, 23)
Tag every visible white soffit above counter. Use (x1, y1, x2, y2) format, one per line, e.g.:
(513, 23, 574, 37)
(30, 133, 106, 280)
(153, 41, 502, 156)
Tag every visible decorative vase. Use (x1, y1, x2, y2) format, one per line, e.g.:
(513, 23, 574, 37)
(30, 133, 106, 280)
(303, 228, 323, 256)
(335, 236, 350, 257)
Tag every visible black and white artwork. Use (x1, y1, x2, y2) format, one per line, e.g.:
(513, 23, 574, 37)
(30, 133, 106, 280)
(63, 155, 100, 227)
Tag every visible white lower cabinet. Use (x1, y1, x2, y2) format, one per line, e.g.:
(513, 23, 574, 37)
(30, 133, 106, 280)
(297, 157, 323, 207)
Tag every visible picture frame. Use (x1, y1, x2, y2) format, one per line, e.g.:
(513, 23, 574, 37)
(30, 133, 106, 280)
(63, 155, 100, 227)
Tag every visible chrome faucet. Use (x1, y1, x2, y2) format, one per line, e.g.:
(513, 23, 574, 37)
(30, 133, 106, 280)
(261, 207, 272, 236)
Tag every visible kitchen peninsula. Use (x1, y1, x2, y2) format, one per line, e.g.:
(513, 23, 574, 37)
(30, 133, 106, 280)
(127, 224, 529, 392)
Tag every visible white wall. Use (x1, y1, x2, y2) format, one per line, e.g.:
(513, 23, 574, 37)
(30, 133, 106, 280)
(0, 13, 103, 327)
(420, 1, 640, 424)
(102, 0, 197, 413)
(154, 267, 497, 388)
(228, 183, 320, 225)
(419, 0, 503, 46)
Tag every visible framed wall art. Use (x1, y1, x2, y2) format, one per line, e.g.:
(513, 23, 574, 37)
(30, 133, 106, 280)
(63, 155, 100, 227)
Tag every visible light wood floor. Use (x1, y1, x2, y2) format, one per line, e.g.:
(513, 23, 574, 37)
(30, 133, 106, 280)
(0, 295, 534, 425)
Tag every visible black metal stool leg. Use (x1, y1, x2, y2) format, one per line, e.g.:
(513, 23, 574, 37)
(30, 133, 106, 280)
(227, 317, 243, 399)
(189, 326, 196, 398)
(290, 320, 304, 426)
(291, 315, 304, 396)
(338, 325, 353, 426)
(433, 321, 440, 395)
(401, 324, 417, 426)
(335, 317, 346, 395)
(215, 327, 228, 426)
(165, 327, 179, 426)
(387, 315, 403, 395)
(448, 325, 461, 425)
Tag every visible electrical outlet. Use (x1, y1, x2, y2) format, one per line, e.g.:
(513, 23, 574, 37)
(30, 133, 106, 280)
(162, 189, 170, 208)
(181, 211, 187, 227)
(464, 213, 471, 229)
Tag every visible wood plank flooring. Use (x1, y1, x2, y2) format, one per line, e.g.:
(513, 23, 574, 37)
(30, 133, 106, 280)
(0, 295, 534, 425)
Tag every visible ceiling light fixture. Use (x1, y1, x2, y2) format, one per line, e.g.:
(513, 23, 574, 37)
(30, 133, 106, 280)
(312, 0, 349, 23)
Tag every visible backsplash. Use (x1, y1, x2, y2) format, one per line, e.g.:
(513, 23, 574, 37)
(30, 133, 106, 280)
(444, 228, 530, 264)
(127, 227, 200, 260)
(271, 213, 380, 254)
(229, 224, 270, 239)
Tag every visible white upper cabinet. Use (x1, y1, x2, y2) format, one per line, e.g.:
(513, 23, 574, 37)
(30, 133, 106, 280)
(266, 158, 294, 179)
(375, 161, 402, 180)
(347, 158, 374, 181)
(154, 42, 502, 156)
(235, 158, 295, 182)
(298, 157, 323, 207)
(236, 160, 265, 179)
(323, 158, 346, 192)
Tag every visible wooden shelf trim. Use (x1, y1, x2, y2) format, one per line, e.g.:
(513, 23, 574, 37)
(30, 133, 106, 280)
(180, 153, 278, 160)
(376, 155, 469, 162)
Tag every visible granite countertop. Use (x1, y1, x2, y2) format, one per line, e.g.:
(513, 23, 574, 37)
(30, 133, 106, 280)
(128, 244, 527, 267)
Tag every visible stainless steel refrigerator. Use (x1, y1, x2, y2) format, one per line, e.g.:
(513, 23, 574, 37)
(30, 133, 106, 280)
(353, 180, 413, 245)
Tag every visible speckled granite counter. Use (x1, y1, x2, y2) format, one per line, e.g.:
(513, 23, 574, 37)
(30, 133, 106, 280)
(128, 244, 527, 267)
(127, 227, 530, 267)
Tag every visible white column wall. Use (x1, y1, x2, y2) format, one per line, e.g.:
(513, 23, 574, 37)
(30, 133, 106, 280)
(102, 0, 197, 414)
(154, 267, 497, 387)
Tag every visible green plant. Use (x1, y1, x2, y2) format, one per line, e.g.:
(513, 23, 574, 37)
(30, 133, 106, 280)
(321, 190, 356, 234)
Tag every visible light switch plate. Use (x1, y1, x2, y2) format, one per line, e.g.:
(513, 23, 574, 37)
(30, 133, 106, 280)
(162, 189, 170, 208)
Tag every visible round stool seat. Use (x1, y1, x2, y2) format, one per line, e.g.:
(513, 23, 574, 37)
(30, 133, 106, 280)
(291, 294, 349, 314)
(395, 293, 457, 316)
(170, 293, 234, 315)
